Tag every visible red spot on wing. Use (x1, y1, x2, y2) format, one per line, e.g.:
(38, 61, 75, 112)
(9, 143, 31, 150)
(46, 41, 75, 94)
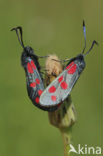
(49, 86, 56, 93)
(66, 62, 74, 70)
(30, 60, 36, 70)
(58, 103, 61, 107)
(51, 95, 56, 101)
(58, 75, 63, 83)
(60, 81, 68, 90)
(30, 82, 36, 87)
(36, 78, 40, 84)
(27, 62, 33, 73)
(38, 90, 43, 96)
(68, 64, 77, 74)
(35, 97, 39, 103)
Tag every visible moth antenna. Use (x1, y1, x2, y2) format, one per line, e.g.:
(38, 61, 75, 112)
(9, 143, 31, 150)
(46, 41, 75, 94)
(84, 40, 98, 57)
(11, 26, 25, 49)
(81, 20, 86, 54)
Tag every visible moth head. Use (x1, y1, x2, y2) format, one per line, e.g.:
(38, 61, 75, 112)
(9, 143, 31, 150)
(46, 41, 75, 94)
(75, 54, 85, 73)
(24, 46, 34, 55)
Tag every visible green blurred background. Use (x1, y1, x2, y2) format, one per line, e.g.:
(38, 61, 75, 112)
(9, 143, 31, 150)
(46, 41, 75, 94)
(0, 0, 103, 156)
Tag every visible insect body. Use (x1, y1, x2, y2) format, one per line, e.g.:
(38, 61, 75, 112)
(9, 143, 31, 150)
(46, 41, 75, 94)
(11, 27, 47, 110)
(40, 21, 98, 107)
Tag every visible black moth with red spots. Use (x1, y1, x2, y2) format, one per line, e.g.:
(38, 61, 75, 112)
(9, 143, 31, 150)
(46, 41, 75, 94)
(39, 21, 98, 107)
(11, 26, 58, 111)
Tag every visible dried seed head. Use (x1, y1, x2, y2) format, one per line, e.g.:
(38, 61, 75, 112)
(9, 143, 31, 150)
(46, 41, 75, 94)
(45, 54, 63, 76)
(45, 54, 63, 86)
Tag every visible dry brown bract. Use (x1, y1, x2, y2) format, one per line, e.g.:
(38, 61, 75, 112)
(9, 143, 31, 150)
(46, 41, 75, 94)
(45, 54, 63, 76)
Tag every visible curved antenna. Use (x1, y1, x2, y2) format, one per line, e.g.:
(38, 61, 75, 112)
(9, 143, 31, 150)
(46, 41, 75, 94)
(84, 40, 98, 57)
(81, 20, 86, 54)
(11, 26, 25, 48)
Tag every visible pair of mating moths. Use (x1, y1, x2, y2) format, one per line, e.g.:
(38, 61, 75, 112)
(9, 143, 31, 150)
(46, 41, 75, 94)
(11, 21, 98, 112)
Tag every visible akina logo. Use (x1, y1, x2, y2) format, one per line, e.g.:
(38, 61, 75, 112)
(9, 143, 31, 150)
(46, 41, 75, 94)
(68, 144, 102, 155)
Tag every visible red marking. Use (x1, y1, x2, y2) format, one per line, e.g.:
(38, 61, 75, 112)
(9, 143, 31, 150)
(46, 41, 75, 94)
(36, 78, 40, 84)
(27, 62, 33, 73)
(58, 103, 61, 107)
(49, 86, 56, 93)
(60, 81, 68, 90)
(51, 95, 56, 101)
(58, 101, 62, 107)
(30, 82, 36, 87)
(38, 90, 43, 96)
(68, 64, 77, 74)
(58, 75, 63, 83)
(66, 62, 74, 70)
(30, 60, 36, 70)
(35, 97, 39, 103)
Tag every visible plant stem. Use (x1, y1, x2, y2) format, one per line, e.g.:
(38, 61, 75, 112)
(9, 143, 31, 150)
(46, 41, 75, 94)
(45, 54, 77, 156)
(48, 96, 76, 156)
(61, 129, 71, 156)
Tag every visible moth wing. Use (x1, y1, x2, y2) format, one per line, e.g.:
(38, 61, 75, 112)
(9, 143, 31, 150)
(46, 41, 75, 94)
(25, 58, 59, 111)
(61, 69, 78, 101)
(25, 58, 44, 104)
(40, 62, 79, 106)
(40, 77, 62, 106)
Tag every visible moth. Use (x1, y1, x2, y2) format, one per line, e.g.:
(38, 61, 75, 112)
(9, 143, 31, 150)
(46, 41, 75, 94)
(40, 21, 98, 107)
(11, 26, 48, 110)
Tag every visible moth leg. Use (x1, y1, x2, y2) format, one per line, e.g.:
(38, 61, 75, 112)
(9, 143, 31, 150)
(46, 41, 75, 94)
(38, 55, 49, 58)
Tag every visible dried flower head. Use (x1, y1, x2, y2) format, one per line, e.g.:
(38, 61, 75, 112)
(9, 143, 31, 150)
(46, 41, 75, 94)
(45, 54, 63, 85)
